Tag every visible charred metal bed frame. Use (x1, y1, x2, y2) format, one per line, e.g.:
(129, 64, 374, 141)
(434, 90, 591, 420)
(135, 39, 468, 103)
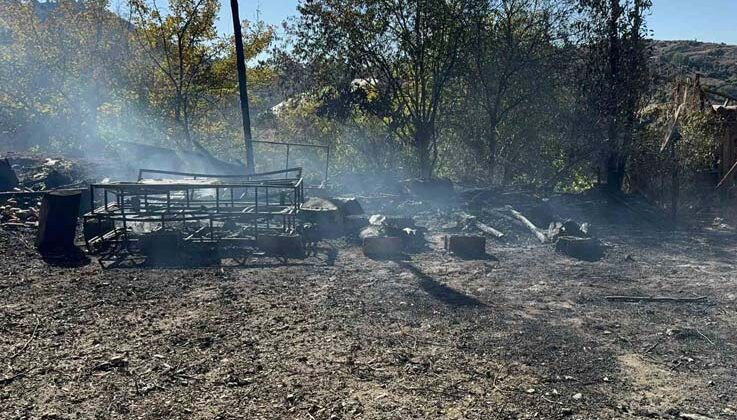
(83, 168, 305, 265)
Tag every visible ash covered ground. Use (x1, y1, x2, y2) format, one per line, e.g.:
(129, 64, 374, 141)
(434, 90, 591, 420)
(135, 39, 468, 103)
(1, 157, 737, 419)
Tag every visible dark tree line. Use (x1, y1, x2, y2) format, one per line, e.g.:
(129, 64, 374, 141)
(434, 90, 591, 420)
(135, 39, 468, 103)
(281, 0, 653, 191)
(1, 0, 668, 194)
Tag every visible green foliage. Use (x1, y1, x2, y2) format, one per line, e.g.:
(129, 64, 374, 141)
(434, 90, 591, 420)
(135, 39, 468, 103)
(0, 0, 730, 212)
(678, 110, 719, 171)
(0, 0, 275, 163)
(0, 0, 128, 152)
(293, 0, 473, 179)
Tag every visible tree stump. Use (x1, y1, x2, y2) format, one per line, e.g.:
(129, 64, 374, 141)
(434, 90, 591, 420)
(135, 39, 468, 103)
(444, 235, 486, 258)
(555, 236, 604, 261)
(36, 190, 82, 252)
(300, 197, 344, 237)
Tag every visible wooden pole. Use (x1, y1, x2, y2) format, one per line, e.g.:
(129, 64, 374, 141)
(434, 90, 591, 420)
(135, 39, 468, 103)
(230, 0, 255, 174)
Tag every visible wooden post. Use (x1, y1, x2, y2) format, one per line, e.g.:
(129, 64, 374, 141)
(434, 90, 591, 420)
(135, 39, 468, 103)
(36, 190, 82, 251)
(229, 0, 255, 174)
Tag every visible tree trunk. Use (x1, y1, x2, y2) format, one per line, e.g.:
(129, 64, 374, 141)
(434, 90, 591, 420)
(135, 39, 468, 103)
(415, 123, 434, 180)
(486, 126, 498, 181)
(418, 142, 432, 180)
(604, 152, 625, 193)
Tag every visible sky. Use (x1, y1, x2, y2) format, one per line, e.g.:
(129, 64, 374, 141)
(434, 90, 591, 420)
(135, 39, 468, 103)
(216, 0, 737, 45)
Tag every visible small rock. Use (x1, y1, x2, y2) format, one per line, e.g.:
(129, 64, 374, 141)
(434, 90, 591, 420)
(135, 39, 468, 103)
(94, 356, 129, 371)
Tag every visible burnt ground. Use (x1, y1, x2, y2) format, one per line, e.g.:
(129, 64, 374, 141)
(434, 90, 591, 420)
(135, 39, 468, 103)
(1, 194, 737, 419)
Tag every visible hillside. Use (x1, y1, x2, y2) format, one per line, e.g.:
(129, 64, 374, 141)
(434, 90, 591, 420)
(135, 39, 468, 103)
(652, 40, 737, 97)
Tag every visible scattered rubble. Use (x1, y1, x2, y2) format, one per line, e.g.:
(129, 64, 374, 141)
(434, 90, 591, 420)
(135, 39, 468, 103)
(0, 154, 90, 233)
(0, 197, 40, 229)
(0, 160, 734, 418)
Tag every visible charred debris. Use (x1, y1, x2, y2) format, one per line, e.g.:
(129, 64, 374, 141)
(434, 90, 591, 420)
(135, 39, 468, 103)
(0, 149, 676, 268)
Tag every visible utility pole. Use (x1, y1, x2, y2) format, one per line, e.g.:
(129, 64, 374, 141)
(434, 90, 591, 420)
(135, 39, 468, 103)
(230, 0, 255, 173)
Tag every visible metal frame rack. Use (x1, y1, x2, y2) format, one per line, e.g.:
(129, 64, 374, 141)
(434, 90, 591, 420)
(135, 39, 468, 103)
(83, 168, 305, 265)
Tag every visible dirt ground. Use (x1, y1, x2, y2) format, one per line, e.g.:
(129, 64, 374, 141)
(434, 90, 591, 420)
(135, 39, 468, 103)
(1, 192, 737, 419)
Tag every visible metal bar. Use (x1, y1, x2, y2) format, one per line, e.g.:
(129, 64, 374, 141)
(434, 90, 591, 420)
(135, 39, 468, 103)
(285, 144, 290, 176)
(216, 188, 220, 213)
(229, 0, 256, 174)
(119, 190, 128, 246)
(89, 185, 95, 214)
(252, 139, 329, 149)
(137, 167, 302, 180)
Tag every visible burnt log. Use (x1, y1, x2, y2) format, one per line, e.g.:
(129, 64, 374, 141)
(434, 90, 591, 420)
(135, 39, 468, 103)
(36, 190, 81, 251)
(528, 201, 554, 228)
(505, 206, 548, 243)
(475, 221, 505, 239)
(444, 235, 486, 258)
(555, 236, 604, 261)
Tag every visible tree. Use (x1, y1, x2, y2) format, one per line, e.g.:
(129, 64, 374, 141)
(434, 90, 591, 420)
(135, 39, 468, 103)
(575, 0, 652, 192)
(0, 0, 129, 151)
(128, 0, 225, 155)
(464, 0, 567, 181)
(294, 0, 473, 179)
